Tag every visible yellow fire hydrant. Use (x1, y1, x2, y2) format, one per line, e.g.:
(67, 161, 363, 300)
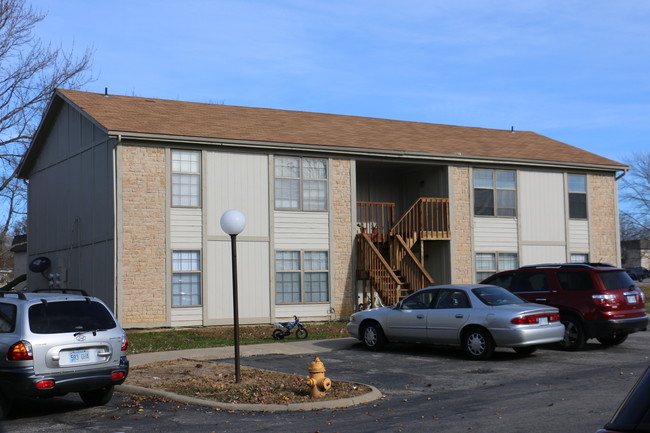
(306, 356, 332, 398)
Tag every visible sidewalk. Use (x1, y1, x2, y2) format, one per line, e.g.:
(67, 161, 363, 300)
(117, 337, 382, 412)
(126, 337, 360, 366)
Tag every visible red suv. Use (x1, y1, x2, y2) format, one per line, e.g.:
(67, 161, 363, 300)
(481, 263, 648, 350)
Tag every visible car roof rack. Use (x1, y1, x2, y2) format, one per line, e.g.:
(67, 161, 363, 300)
(31, 288, 89, 296)
(0, 291, 27, 300)
(520, 262, 618, 270)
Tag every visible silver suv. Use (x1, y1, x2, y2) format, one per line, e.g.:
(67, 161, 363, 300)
(0, 289, 129, 418)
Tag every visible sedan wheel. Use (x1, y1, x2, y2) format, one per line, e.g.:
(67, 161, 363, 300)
(462, 328, 495, 360)
(362, 322, 386, 351)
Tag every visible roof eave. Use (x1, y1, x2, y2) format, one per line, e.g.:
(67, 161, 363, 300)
(109, 130, 630, 173)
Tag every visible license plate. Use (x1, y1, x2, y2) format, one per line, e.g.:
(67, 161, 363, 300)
(627, 295, 636, 304)
(69, 350, 91, 364)
(539, 317, 548, 325)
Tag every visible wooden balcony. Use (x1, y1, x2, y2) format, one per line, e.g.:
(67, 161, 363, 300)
(355, 197, 449, 307)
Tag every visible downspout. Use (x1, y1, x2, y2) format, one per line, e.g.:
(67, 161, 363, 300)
(113, 134, 122, 319)
(614, 169, 628, 267)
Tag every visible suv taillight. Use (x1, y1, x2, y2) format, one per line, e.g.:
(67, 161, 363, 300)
(511, 313, 560, 324)
(592, 294, 619, 307)
(8, 341, 33, 361)
(121, 334, 129, 352)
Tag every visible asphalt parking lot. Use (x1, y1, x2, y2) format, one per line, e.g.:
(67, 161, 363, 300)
(4, 331, 650, 433)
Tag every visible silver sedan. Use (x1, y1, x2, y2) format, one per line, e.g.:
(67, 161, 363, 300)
(347, 284, 565, 359)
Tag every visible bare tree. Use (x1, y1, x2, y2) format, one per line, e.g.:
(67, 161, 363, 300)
(0, 0, 92, 239)
(619, 151, 650, 241)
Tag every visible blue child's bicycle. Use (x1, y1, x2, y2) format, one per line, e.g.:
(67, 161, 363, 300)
(272, 315, 308, 340)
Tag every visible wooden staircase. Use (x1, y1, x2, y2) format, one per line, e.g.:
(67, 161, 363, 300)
(356, 198, 450, 309)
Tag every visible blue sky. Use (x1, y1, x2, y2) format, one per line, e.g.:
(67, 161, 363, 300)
(32, 0, 649, 164)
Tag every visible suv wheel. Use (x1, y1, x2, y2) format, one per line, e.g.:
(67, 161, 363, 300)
(558, 316, 585, 351)
(79, 386, 115, 406)
(597, 333, 628, 346)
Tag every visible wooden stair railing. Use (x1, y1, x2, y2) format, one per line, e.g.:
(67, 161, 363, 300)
(391, 198, 450, 247)
(357, 233, 405, 306)
(394, 234, 434, 292)
(356, 201, 395, 243)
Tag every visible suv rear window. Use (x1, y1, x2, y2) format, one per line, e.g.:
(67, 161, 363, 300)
(29, 301, 117, 334)
(0, 303, 17, 333)
(599, 271, 636, 290)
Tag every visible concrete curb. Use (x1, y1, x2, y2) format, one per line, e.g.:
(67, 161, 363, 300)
(116, 383, 383, 412)
(117, 338, 382, 411)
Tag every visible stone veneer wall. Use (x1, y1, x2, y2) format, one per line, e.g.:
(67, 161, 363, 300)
(451, 166, 473, 283)
(331, 159, 354, 317)
(119, 145, 167, 325)
(588, 173, 619, 265)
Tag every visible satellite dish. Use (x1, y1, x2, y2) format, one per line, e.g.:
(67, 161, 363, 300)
(29, 257, 51, 273)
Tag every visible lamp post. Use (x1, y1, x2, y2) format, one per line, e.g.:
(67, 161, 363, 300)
(220, 209, 246, 383)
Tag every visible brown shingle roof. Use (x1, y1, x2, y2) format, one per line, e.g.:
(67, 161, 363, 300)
(57, 89, 624, 169)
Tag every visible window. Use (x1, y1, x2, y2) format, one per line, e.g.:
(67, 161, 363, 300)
(571, 253, 588, 263)
(435, 289, 471, 309)
(0, 303, 17, 333)
(474, 168, 516, 216)
(275, 251, 329, 303)
(401, 289, 437, 310)
(275, 156, 327, 211)
(29, 301, 117, 334)
(476, 252, 518, 282)
(172, 251, 201, 306)
(511, 272, 549, 292)
(557, 271, 594, 291)
(568, 174, 587, 219)
(172, 150, 201, 207)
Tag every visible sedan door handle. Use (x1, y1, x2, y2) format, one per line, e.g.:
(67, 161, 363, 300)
(416, 314, 425, 319)
(455, 314, 464, 318)
(535, 299, 547, 302)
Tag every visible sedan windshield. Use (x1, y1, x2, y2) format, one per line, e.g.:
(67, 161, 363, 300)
(472, 286, 526, 306)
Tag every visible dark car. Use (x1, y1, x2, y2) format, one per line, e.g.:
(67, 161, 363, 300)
(626, 267, 649, 282)
(0, 290, 129, 418)
(596, 365, 650, 433)
(481, 263, 648, 351)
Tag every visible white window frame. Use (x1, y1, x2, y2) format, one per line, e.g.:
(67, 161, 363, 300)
(275, 250, 329, 304)
(274, 156, 328, 211)
(473, 168, 517, 217)
(171, 150, 201, 207)
(475, 252, 518, 282)
(568, 174, 587, 219)
(172, 250, 201, 307)
(570, 253, 589, 263)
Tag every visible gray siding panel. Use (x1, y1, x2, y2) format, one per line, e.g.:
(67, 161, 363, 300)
(26, 103, 115, 308)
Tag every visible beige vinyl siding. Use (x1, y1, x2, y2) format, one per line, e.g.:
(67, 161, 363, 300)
(274, 211, 329, 249)
(201, 151, 271, 324)
(275, 303, 334, 321)
(204, 151, 270, 239)
(170, 208, 202, 248)
(569, 219, 590, 253)
(473, 218, 518, 251)
(171, 307, 203, 327)
(204, 240, 271, 324)
(519, 171, 566, 243)
(521, 245, 567, 265)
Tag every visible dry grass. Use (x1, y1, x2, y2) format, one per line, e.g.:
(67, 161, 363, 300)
(126, 359, 371, 405)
